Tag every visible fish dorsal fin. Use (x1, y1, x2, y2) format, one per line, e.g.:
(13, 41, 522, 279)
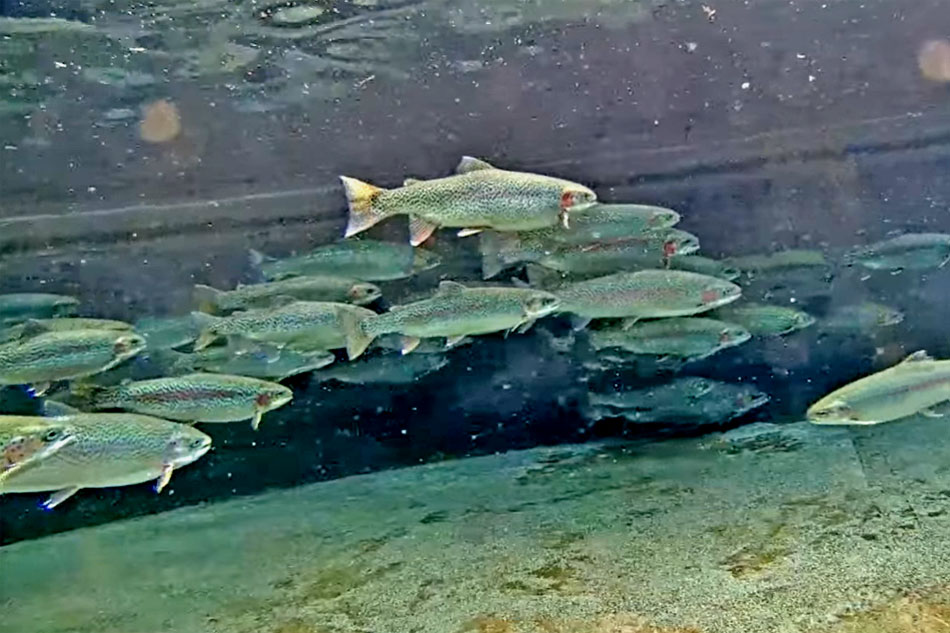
(901, 350, 933, 364)
(436, 280, 467, 296)
(456, 156, 495, 174)
(403, 178, 423, 186)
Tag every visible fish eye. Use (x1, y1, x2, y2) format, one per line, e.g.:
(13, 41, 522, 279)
(43, 428, 63, 442)
(190, 437, 206, 449)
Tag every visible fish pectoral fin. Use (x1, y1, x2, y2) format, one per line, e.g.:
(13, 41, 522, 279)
(455, 156, 495, 174)
(42, 486, 80, 510)
(920, 407, 945, 419)
(621, 317, 639, 331)
(154, 463, 174, 493)
(251, 410, 263, 431)
(901, 350, 934, 364)
(889, 267, 904, 275)
(445, 335, 467, 348)
(27, 382, 51, 397)
(403, 177, 423, 186)
(409, 215, 438, 247)
(457, 228, 484, 238)
(516, 319, 537, 334)
(400, 336, 421, 355)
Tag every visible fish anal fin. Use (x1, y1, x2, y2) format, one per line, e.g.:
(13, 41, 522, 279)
(28, 382, 51, 397)
(457, 228, 484, 238)
(400, 336, 421, 355)
(42, 486, 80, 510)
(409, 215, 438, 247)
(456, 156, 495, 174)
(445, 335, 467, 348)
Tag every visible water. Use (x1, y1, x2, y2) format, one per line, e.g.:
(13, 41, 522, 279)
(3, 1, 950, 631)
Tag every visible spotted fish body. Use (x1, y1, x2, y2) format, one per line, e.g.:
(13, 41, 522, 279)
(845, 233, 950, 272)
(194, 276, 382, 314)
(190, 346, 335, 380)
(480, 229, 699, 279)
(807, 351, 950, 425)
(361, 282, 560, 349)
(0, 413, 211, 507)
(0, 317, 132, 344)
(510, 203, 680, 245)
(711, 303, 815, 336)
(589, 318, 750, 359)
(0, 329, 146, 386)
(0, 293, 79, 325)
(78, 373, 293, 429)
(554, 270, 742, 321)
(313, 352, 449, 385)
(135, 313, 216, 351)
(194, 301, 377, 359)
(0, 416, 77, 483)
(254, 240, 440, 281)
(342, 157, 597, 246)
(667, 255, 741, 281)
(820, 302, 904, 331)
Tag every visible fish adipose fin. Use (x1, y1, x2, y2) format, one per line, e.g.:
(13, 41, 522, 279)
(340, 176, 388, 238)
(409, 215, 438, 246)
(456, 156, 496, 174)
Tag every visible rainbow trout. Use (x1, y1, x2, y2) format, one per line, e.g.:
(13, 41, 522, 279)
(807, 350, 950, 425)
(553, 270, 742, 328)
(189, 345, 335, 380)
(845, 233, 950, 272)
(0, 416, 77, 483)
(252, 240, 440, 281)
(75, 373, 293, 430)
(193, 301, 377, 360)
(0, 317, 132, 344)
(513, 203, 681, 245)
(480, 228, 699, 278)
(0, 293, 79, 325)
(711, 303, 815, 336)
(135, 312, 216, 350)
(341, 156, 597, 246)
(194, 276, 381, 314)
(0, 330, 145, 391)
(360, 281, 560, 354)
(0, 413, 211, 509)
(667, 255, 741, 281)
(589, 318, 750, 360)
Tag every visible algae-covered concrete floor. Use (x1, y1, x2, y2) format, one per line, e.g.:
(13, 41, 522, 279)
(2, 419, 950, 633)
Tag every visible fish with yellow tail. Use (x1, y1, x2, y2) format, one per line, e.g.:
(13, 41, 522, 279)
(807, 350, 950, 425)
(341, 156, 597, 246)
(0, 416, 77, 483)
(0, 413, 211, 509)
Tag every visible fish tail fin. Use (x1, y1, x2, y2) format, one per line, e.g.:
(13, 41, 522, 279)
(479, 231, 525, 279)
(340, 176, 389, 238)
(339, 309, 376, 360)
(69, 382, 115, 410)
(193, 284, 223, 314)
(191, 312, 221, 351)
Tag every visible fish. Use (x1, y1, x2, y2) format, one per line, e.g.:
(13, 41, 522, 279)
(134, 312, 217, 350)
(0, 317, 133, 344)
(0, 330, 146, 392)
(374, 333, 473, 354)
(667, 255, 741, 281)
(189, 345, 335, 380)
(553, 270, 742, 328)
(193, 276, 382, 314)
(341, 156, 597, 246)
(0, 293, 79, 326)
(74, 373, 293, 430)
(588, 318, 751, 360)
(508, 203, 681, 245)
(0, 416, 77, 483)
(480, 228, 700, 279)
(0, 413, 211, 509)
(820, 302, 904, 331)
(252, 239, 440, 281)
(360, 281, 560, 354)
(587, 377, 769, 425)
(710, 303, 815, 336)
(845, 233, 950, 273)
(313, 352, 448, 385)
(193, 301, 377, 360)
(724, 249, 830, 277)
(807, 350, 950, 425)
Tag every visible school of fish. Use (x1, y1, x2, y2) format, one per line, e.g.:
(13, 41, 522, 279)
(0, 156, 943, 509)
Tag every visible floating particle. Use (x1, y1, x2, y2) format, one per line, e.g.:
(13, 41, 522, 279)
(139, 99, 181, 143)
(918, 39, 950, 83)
